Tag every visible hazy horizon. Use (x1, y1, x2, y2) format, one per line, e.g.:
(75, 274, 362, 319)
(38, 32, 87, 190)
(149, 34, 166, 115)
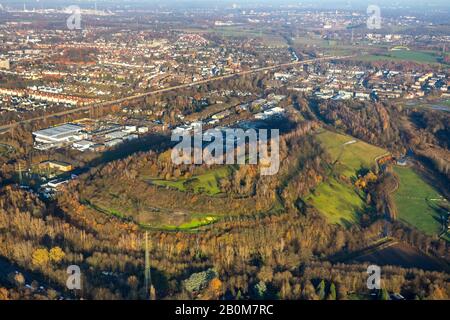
(2, 0, 449, 10)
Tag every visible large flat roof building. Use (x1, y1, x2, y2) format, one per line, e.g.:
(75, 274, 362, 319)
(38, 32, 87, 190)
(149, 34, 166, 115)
(33, 124, 84, 144)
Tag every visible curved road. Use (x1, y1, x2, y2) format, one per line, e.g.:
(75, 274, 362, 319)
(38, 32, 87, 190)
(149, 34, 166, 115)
(0, 55, 352, 131)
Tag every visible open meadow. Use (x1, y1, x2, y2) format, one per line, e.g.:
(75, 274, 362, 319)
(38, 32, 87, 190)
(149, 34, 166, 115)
(305, 130, 387, 226)
(393, 166, 448, 239)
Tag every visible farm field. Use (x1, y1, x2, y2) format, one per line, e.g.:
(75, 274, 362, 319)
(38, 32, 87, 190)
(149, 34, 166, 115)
(176, 26, 288, 47)
(214, 27, 287, 46)
(351, 241, 448, 272)
(393, 166, 447, 238)
(356, 50, 445, 65)
(292, 36, 387, 56)
(306, 130, 387, 226)
(292, 36, 371, 49)
(404, 98, 450, 112)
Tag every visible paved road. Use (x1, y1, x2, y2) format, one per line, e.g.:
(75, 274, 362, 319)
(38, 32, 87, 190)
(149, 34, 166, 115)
(0, 55, 352, 132)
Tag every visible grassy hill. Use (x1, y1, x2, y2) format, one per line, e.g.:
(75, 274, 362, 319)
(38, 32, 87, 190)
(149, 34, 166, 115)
(393, 166, 448, 239)
(315, 129, 387, 179)
(83, 164, 263, 231)
(149, 166, 232, 196)
(306, 178, 366, 226)
(306, 130, 388, 226)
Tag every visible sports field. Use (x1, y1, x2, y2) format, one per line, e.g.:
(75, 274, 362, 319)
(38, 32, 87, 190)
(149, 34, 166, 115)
(393, 166, 447, 238)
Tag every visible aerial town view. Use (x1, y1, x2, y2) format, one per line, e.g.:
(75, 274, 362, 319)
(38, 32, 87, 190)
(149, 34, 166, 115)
(0, 0, 449, 313)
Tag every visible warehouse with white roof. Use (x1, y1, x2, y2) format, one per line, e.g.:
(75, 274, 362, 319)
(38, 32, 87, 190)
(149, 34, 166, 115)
(33, 124, 85, 145)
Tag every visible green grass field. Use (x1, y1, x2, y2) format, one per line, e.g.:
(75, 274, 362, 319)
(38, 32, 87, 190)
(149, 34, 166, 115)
(306, 177, 365, 226)
(176, 26, 288, 47)
(211, 27, 287, 46)
(292, 36, 382, 56)
(404, 98, 450, 111)
(315, 130, 388, 179)
(356, 50, 444, 65)
(146, 213, 219, 231)
(150, 166, 232, 196)
(305, 130, 387, 226)
(393, 166, 447, 238)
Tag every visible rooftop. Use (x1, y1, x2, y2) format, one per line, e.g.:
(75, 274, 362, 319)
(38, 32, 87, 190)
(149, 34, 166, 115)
(33, 124, 83, 138)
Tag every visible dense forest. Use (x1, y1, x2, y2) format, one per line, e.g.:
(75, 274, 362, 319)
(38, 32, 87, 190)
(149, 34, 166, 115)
(0, 184, 448, 300)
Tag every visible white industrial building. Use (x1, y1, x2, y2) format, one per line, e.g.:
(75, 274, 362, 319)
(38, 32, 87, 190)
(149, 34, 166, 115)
(123, 125, 137, 133)
(137, 126, 149, 133)
(105, 130, 129, 140)
(33, 124, 85, 146)
(72, 139, 95, 151)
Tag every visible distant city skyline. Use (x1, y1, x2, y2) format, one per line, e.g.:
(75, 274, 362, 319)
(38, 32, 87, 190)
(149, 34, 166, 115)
(1, 0, 449, 10)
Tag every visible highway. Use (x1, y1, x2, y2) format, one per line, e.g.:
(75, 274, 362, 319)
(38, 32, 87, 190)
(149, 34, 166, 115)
(0, 55, 352, 132)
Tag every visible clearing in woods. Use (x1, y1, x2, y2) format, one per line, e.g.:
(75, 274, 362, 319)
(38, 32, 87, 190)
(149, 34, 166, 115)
(150, 166, 232, 196)
(305, 130, 388, 226)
